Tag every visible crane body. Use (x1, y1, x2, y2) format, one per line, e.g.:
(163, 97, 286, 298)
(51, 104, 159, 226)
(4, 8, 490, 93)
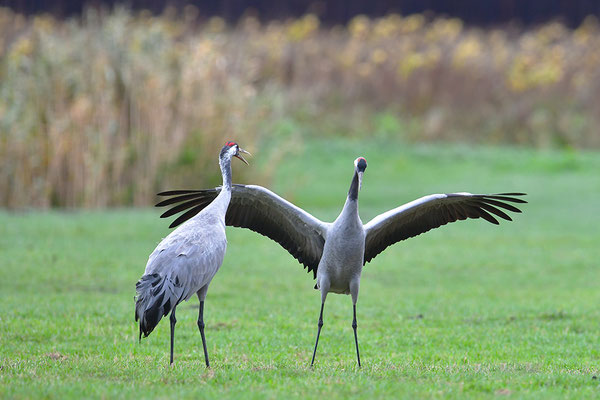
(135, 142, 248, 366)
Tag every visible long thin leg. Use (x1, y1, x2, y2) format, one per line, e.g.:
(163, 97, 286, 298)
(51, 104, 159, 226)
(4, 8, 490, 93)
(310, 302, 325, 367)
(197, 301, 210, 367)
(169, 307, 177, 365)
(352, 304, 361, 367)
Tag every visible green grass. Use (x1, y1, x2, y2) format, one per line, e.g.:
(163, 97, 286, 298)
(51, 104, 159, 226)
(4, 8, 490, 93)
(1, 138, 599, 398)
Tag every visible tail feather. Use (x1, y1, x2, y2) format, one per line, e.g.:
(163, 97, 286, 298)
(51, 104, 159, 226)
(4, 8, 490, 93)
(135, 273, 184, 339)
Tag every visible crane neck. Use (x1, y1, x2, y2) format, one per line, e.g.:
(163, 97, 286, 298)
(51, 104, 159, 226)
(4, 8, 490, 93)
(340, 170, 360, 218)
(219, 155, 233, 192)
(204, 155, 233, 218)
(347, 170, 360, 202)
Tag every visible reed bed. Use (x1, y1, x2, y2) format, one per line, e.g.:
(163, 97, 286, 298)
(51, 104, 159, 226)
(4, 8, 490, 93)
(1, 7, 599, 208)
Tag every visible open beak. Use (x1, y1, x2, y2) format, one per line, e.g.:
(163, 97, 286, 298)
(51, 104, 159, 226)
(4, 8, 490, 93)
(357, 171, 363, 190)
(235, 148, 251, 165)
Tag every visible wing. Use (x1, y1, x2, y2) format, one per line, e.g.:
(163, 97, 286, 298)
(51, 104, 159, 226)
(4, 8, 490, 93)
(156, 184, 329, 278)
(363, 192, 527, 264)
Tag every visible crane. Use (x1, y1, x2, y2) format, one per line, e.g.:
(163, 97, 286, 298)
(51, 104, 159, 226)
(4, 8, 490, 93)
(155, 156, 526, 367)
(135, 141, 250, 366)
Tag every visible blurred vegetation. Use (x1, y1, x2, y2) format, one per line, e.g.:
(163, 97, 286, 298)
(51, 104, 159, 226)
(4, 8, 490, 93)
(1, 6, 599, 208)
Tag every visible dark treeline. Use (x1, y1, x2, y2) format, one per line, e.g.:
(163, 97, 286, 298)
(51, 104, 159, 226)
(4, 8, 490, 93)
(3, 0, 600, 27)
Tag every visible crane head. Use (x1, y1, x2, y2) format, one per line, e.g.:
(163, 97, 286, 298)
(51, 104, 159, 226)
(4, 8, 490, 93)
(221, 141, 251, 165)
(354, 157, 367, 190)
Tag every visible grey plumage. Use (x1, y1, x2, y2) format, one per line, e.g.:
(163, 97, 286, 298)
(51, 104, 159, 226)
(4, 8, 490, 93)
(135, 141, 249, 366)
(135, 273, 184, 338)
(156, 156, 526, 366)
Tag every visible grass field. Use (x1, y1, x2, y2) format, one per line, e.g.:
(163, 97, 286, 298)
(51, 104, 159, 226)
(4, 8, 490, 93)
(1, 138, 599, 398)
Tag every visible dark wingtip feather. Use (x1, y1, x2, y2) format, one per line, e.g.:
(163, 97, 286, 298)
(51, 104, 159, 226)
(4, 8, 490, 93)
(481, 198, 523, 213)
(476, 202, 513, 221)
(168, 204, 206, 228)
(155, 190, 220, 208)
(155, 199, 172, 208)
(155, 196, 191, 207)
(159, 198, 208, 219)
(157, 189, 204, 196)
(161, 210, 172, 219)
(486, 194, 528, 204)
(476, 208, 500, 224)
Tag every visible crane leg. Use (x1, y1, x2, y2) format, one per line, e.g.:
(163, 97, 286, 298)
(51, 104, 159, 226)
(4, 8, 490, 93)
(197, 301, 210, 368)
(310, 302, 325, 367)
(352, 304, 361, 367)
(169, 307, 177, 365)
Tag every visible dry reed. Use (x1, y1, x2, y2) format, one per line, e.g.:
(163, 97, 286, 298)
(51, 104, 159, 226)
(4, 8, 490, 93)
(1, 7, 599, 208)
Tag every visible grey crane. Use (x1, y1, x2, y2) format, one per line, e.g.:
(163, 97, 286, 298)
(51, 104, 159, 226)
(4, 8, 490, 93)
(155, 157, 526, 367)
(135, 141, 249, 366)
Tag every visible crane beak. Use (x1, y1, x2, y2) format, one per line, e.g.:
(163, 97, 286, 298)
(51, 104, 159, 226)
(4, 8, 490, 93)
(357, 171, 363, 190)
(235, 148, 251, 165)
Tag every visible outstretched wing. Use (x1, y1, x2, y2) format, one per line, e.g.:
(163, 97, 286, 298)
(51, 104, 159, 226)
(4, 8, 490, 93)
(363, 193, 527, 264)
(156, 184, 329, 278)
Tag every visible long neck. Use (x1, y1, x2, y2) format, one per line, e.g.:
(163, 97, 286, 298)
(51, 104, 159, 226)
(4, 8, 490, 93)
(206, 155, 232, 217)
(340, 171, 360, 219)
(219, 156, 232, 191)
(347, 170, 359, 201)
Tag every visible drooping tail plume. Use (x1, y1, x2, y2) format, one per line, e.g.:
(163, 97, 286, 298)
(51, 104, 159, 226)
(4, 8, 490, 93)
(135, 273, 184, 341)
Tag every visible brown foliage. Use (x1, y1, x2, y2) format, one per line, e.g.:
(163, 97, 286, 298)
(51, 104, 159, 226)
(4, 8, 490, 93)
(1, 8, 599, 208)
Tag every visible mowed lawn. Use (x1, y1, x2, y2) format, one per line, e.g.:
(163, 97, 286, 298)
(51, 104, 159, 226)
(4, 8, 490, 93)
(1, 138, 599, 399)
